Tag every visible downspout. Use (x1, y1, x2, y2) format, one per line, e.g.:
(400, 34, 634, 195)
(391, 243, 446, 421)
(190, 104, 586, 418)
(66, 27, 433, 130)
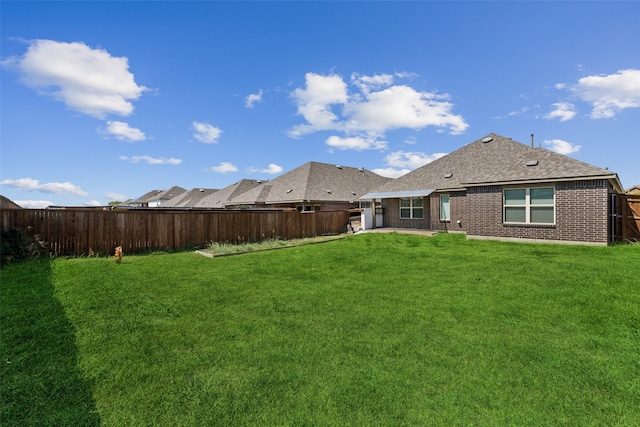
(371, 200, 375, 230)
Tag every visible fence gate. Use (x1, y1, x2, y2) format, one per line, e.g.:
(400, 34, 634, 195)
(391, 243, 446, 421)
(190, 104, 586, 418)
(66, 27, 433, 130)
(614, 194, 640, 243)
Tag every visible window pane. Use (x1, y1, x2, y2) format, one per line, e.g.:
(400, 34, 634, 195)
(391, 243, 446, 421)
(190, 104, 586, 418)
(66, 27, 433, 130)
(400, 208, 411, 218)
(531, 188, 554, 205)
(400, 198, 411, 208)
(412, 197, 423, 207)
(505, 207, 526, 222)
(440, 194, 450, 220)
(504, 189, 526, 205)
(531, 207, 554, 223)
(413, 208, 423, 219)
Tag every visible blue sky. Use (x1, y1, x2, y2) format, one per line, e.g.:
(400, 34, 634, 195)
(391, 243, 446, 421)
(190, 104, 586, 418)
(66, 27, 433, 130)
(2, 1, 639, 208)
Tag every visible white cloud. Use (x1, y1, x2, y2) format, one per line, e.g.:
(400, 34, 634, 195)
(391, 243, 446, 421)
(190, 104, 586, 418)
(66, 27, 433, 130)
(192, 121, 222, 143)
(385, 151, 447, 169)
(246, 164, 283, 174)
(14, 200, 52, 209)
(2, 39, 147, 118)
(351, 72, 394, 94)
(544, 102, 577, 122)
(572, 69, 640, 118)
(372, 150, 447, 178)
(326, 135, 387, 151)
(104, 121, 146, 141)
(371, 167, 412, 178)
(497, 106, 529, 118)
(288, 72, 468, 146)
(245, 89, 263, 108)
(289, 73, 348, 137)
(208, 162, 238, 173)
(344, 85, 468, 134)
(394, 71, 419, 80)
(0, 177, 88, 196)
(119, 155, 182, 165)
(85, 200, 103, 207)
(260, 163, 283, 174)
(542, 139, 581, 155)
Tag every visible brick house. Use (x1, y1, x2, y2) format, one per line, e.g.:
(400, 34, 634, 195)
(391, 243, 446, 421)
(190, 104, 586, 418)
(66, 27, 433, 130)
(361, 133, 624, 245)
(227, 161, 391, 212)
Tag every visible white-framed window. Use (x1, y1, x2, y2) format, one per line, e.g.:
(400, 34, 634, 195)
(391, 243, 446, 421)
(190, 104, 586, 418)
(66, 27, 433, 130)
(503, 187, 555, 224)
(440, 194, 450, 221)
(297, 204, 321, 212)
(400, 197, 423, 219)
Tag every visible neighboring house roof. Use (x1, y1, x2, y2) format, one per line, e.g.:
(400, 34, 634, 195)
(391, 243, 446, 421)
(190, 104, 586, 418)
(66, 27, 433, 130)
(626, 184, 640, 195)
(228, 161, 392, 206)
(129, 189, 164, 205)
(162, 188, 219, 208)
(128, 186, 187, 206)
(148, 186, 187, 204)
(116, 199, 133, 207)
(1, 195, 23, 209)
(363, 133, 623, 198)
(197, 179, 265, 208)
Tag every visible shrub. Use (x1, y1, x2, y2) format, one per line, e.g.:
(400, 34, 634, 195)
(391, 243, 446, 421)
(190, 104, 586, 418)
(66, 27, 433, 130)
(0, 227, 46, 266)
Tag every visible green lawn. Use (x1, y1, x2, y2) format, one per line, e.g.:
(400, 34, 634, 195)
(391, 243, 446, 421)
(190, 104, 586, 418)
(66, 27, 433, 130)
(2, 233, 639, 426)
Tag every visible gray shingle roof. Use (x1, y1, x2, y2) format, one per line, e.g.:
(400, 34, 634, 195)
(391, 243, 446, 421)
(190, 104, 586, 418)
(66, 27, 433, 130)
(197, 179, 264, 208)
(130, 186, 187, 205)
(366, 133, 622, 196)
(131, 189, 164, 204)
(228, 161, 391, 206)
(151, 186, 187, 202)
(162, 188, 219, 208)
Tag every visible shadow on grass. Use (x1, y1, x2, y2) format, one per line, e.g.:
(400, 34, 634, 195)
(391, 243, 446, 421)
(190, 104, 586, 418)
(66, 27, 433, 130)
(0, 258, 100, 426)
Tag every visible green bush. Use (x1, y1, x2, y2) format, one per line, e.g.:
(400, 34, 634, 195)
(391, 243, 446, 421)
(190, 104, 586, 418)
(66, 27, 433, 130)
(0, 227, 46, 266)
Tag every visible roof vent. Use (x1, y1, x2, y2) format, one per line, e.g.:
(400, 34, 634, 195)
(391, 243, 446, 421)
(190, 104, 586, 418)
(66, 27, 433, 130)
(526, 160, 539, 167)
(444, 173, 453, 178)
(358, 167, 364, 172)
(199, 188, 204, 192)
(482, 137, 493, 143)
(336, 165, 342, 169)
(286, 189, 293, 193)
(351, 191, 357, 195)
(326, 189, 332, 194)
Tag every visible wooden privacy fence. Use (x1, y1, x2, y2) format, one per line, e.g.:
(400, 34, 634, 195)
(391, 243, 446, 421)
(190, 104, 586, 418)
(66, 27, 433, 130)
(617, 194, 640, 242)
(1, 208, 352, 256)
